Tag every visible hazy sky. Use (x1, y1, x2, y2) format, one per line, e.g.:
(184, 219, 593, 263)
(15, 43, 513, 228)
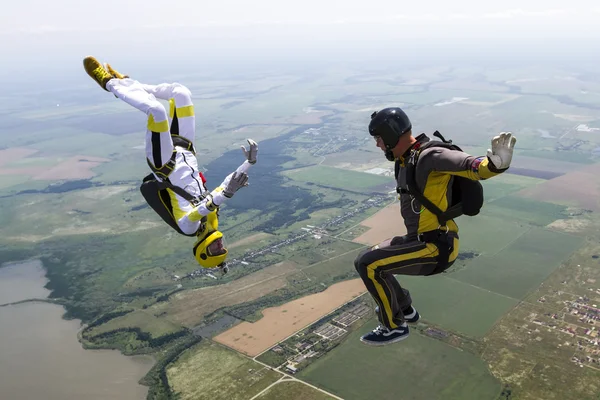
(2, 1, 596, 37)
(2, 1, 598, 85)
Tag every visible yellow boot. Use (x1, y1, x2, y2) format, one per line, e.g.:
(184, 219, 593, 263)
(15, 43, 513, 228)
(105, 63, 129, 79)
(83, 56, 114, 91)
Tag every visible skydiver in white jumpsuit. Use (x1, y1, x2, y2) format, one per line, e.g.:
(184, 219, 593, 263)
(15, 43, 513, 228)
(82, 56, 258, 272)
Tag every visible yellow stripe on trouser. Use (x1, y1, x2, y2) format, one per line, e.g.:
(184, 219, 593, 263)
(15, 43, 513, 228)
(169, 98, 195, 118)
(147, 114, 169, 132)
(367, 244, 437, 329)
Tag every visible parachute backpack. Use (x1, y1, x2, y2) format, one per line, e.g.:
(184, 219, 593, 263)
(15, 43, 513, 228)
(399, 131, 485, 227)
(139, 132, 206, 237)
(139, 173, 205, 237)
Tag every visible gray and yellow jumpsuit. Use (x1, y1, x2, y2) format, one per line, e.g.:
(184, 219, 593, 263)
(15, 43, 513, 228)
(354, 133, 504, 330)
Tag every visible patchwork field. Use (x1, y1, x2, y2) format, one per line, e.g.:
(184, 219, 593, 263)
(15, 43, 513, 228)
(0, 147, 110, 182)
(282, 165, 392, 192)
(255, 380, 336, 400)
(480, 173, 545, 201)
(155, 262, 301, 327)
(298, 247, 364, 284)
(516, 162, 600, 211)
(298, 320, 502, 400)
(451, 228, 582, 300)
(482, 196, 568, 227)
(398, 274, 519, 337)
(228, 232, 273, 250)
(213, 279, 366, 356)
(167, 341, 282, 400)
(350, 202, 406, 246)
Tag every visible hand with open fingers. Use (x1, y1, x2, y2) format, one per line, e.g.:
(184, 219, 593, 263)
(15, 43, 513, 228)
(241, 139, 258, 164)
(223, 172, 249, 198)
(487, 132, 517, 171)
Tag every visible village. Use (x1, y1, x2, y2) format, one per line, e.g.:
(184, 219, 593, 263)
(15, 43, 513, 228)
(529, 287, 600, 369)
(257, 299, 373, 374)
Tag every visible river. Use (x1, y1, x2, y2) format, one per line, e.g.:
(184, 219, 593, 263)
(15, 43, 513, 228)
(0, 259, 154, 400)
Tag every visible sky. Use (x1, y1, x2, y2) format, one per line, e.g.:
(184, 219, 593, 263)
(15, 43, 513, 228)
(1, 1, 598, 85)
(2, 0, 596, 36)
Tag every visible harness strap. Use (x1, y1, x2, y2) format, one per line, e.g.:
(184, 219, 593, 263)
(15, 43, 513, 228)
(402, 132, 466, 227)
(418, 228, 458, 275)
(154, 178, 205, 206)
(146, 135, 196, 179)
(147, 152, 176, 180)
(172, 135, 196, 154)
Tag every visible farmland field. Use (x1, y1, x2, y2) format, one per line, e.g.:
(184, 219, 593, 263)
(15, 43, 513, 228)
(481, 196, 568, 226)
(282, 165, 393, 191)
(298, 319, 502, 400)
(516, 162, 600, 211)
(453, 213, 531, 255)
(350, 202, 406, 246)
(155, 262, 301, 327)
(256, 380, 335, 400)
(395, 274, 518, 337)
(450, 227, 582, 299)
(213, 279, 366, 356)
(167, 341, 281, 400)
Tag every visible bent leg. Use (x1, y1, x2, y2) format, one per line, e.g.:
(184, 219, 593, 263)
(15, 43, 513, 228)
(106, 79, 174, 170)
(354, 241, 439, 329)
(140, 83, 196, 144)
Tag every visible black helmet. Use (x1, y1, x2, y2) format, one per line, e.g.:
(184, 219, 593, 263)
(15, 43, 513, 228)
(369, 107, 412, 157)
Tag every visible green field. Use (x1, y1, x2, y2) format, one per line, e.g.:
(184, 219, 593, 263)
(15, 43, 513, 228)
(283, 165, 392, 191)
(298, 320, 502, 400)
(256, 380, 335, 400)
(27, 129, 133, 157)
(397, 275, 518, 337)
(90, 154, 148, 184)
(299, 246, 364, 284)
(480, 173, 545, 202)
(275, 235, 364, 268)
(482, 195, 568, 227)
(454, 213, 532, 255)
(87, 310, 182, 338)
(167, 341, 281, 400)
(451, 227, 582, 299)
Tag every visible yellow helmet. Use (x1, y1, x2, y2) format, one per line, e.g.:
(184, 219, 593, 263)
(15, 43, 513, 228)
(193, 210, 228, 268)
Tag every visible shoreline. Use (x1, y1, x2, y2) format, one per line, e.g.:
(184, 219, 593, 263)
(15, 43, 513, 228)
(0, 259, 157, 399)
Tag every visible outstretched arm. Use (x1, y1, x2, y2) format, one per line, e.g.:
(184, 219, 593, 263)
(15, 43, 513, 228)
(184, 138, 257, 220)
(185, 160, 252, 220)
(426, 132, 516, 181)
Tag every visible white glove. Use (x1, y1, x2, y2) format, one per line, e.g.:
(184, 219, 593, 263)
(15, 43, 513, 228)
(487, 132, 516, 170)
(241, 139, 258, 164)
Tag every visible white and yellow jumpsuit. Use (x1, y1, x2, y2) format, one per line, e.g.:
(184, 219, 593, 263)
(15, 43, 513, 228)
(106, 78, 251, 235)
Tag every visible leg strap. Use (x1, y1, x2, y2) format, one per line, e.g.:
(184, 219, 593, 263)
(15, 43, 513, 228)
(417, 228, 457, 275)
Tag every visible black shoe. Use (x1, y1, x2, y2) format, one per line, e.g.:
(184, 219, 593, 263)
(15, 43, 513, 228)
(360, 323, 409, 346)
(403, 305, 420, 323)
